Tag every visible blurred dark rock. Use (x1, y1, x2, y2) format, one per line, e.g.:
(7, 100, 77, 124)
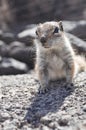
(9, 47, 36, 69)
(17, 36, 34, 46)
(0, 40, 9, 57)
(0, 30, 3, 39)
(66, 33, 86, 54)
(9, 41, 25, 50)
(0, 30, 16, 45)
(0, 32, 15, 44)
(0, 58, 28, 75)
(69, 24, 86, 41)
(17, 26, 37, 46)
(63, 21, 86, 41)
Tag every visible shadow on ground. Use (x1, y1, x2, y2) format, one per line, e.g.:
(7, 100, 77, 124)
(25, 80, 74, 128)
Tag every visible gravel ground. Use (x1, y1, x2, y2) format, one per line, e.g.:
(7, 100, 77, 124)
(0, 71, 86, 130)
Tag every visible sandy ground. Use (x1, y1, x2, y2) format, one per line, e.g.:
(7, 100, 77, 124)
(0, 71, 86, 130)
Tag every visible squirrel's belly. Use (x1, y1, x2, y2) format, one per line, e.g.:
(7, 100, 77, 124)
(48, 56, 66, 80)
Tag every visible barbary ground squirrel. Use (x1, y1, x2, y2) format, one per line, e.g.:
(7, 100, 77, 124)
(34, 21, 86, 93)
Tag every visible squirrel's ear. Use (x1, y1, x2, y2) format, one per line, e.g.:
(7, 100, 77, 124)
(58, 21, 64, 31)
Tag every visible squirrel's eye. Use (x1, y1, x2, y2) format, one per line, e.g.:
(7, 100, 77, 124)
(36, 31, 38, 35)
(53, 27, 59, 34)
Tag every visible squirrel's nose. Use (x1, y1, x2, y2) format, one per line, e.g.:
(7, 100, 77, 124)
(40, 37, 47, 43)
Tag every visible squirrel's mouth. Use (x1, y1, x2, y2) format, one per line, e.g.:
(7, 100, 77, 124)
(43, 45, 50, 48)
(42, 43, 50, 48)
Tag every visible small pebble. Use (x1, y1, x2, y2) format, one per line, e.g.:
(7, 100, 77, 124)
(83, 105, 86, 112)
(58, 115, 70, 126)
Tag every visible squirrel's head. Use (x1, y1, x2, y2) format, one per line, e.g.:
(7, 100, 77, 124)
(35, 21, 64, 48)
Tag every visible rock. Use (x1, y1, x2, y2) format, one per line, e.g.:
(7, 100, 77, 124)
(0, 112, 11, 122)
(58, 115, 71, 126)
(0, 30, 3, 39)
(18, 25, 37, 38)
(66, 33, 86, 54)
(63, 21, 79, 32)
(63, 21, 86, 41)
(40, 125, 50, 130)
(0, 56, 2, 61)
(2, 119, 18, 130)
(9, 41, 25, 50)
(68, 21, 86, 40)
(0, 58, 28, 75)
(40, 116, 52, 125)
(49, 121, 58, 129)
(83, 105, 86, 112)
(17, 26, 37, 46)
(58, 124, 86, 130)
(0, 40, 9, 57)
(9, 46, 36, 69)
(17, 36, 34, 46)
(1, 32, 15, 44)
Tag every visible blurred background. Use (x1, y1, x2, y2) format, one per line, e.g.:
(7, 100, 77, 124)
(0, 0, 86, 29)
(0, 0, 86, 75)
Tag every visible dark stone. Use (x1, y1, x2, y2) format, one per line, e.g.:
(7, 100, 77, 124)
(64, 21, 86, 41)
(17, 36, 34, 46)
(0, 58, 28, 75)
(1, 32, 15, 44)
(0, 40, 9, 57)
(9, 41, 25, 50)
(17, 25, 37, 46)
(9, 46, 36, 69)
(66, 33, 86, 55)
(58, 117, 69, 126)
(83, 105, 86, 112)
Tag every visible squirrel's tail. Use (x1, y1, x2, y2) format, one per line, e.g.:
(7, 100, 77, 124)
(75, 55, 86, 74)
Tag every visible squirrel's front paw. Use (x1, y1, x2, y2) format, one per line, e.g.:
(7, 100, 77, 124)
(39, 84, 49, 94)
(64, 78, 74, 89)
